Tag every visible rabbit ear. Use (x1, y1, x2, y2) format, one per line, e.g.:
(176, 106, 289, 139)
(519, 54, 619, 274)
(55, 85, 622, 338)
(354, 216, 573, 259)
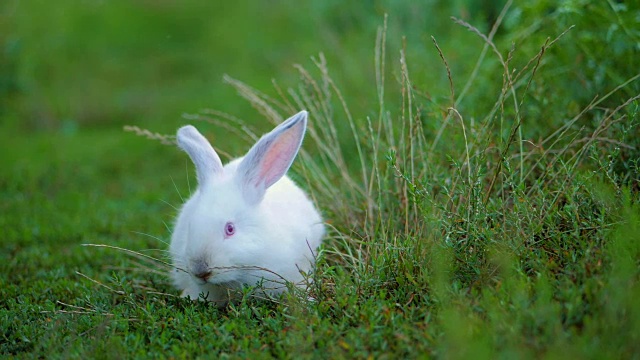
(177, 125, 223, 184)
(237, 111, 308, 204)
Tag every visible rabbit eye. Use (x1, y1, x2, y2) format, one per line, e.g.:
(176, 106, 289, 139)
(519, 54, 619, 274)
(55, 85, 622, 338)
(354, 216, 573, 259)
(224, 222, 235, 237)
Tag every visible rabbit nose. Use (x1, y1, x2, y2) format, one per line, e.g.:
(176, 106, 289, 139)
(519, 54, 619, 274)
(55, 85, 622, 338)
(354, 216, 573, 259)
(191, 259, 212, 281)
(195, 270, 212, 281)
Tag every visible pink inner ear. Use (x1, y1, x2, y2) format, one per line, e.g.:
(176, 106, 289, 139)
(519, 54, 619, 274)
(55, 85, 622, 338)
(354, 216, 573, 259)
(258, 131, 297, 187)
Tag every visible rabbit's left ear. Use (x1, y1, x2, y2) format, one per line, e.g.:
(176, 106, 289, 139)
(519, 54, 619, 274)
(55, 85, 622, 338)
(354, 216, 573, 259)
(177, 125, 224, 185)
(236, 111, 307, 204)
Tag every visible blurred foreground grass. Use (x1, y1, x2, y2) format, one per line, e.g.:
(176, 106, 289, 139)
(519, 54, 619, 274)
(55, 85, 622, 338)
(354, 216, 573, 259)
(2, 1, 640, 358)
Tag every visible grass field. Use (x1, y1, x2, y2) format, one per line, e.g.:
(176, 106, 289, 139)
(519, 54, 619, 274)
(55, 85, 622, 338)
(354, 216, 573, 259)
(2, 1, 640, 358)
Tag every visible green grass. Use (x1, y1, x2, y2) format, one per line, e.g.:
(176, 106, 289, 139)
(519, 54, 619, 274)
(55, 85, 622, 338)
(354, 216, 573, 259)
(2, 1, 640, 358)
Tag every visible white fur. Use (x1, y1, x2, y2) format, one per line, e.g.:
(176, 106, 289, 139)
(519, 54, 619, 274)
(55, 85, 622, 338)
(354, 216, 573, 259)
(170, 111, 325, 306)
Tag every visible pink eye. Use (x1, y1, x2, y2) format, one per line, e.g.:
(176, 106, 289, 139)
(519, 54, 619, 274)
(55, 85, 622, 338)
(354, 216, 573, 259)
(224, 222, 235, 237)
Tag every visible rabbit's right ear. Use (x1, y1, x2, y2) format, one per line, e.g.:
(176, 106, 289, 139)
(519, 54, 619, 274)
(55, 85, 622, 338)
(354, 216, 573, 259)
(236, 111, 307, 204)
(177, 125, 223, 184)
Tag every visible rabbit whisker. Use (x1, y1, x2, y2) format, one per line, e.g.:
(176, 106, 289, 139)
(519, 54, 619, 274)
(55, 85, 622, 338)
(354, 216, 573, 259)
(83, 243, 189, 274)
(130, 231, 170, 246)
(162, 220, 173, 234)
(170, 175, 184, 203)
(159, 198, 179, 211)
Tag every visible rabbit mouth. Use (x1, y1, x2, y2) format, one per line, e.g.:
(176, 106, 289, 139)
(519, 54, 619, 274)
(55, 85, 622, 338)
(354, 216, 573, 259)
(192, 271, 213, 284)
(191, 269, 229, 285)
(189, 258, 219, 283)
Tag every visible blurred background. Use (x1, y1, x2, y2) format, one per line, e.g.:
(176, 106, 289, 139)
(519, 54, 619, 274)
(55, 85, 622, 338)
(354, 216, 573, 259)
(2, 1, 637, 135)
(1, 0, 492, 134)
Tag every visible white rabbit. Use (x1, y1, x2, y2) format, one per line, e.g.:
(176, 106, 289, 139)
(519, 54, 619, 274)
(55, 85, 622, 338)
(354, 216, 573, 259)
(170, 110, 325, 306)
